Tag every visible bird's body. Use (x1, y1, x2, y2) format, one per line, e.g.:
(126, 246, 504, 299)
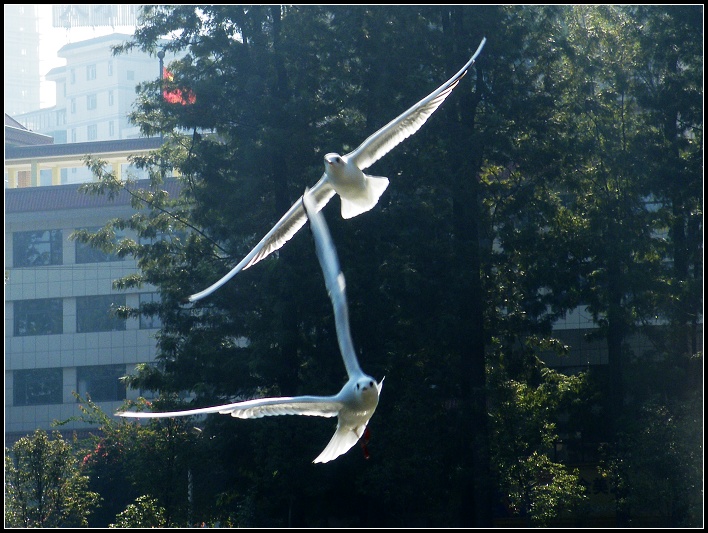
(187, 38, 487, 303)
(118, 189, 383, 464)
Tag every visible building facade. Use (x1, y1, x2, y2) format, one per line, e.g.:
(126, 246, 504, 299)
(4, 134, 178, 447)
(16, 32, 178, 143)
(4, 179, 179, 446)
(3, 5, 41, 116)
(13, 32, 179, 183)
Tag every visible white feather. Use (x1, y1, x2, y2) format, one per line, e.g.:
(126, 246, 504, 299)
(118, 189, 385, 463)
(187, 38, 486, 303)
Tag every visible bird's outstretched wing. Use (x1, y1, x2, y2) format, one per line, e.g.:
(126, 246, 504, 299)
(185, 38, 486, 303)
(117, 395, 342, 419)
(303, 189, 362, 379)
(187, 178, 335, 303)
(347, 37, 486, 171)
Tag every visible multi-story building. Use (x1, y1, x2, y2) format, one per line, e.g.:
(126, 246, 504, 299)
(14, 32, 178, 184)
(55, 32, 162, 143)
(4, 134, 175, 447)
(4, 26, 183, 446)
(3, 5, 41, 116)
(17, 32, 177, 143)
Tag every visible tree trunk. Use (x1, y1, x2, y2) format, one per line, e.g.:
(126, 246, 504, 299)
(445, 6, 493, 527)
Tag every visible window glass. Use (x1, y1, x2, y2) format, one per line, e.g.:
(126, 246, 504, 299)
(139, 293, 162, 330)
(14, 298, 63, 337)
(14, 368, 63, 406)
(13, 229, 63, 267)
(74, 227, 122, 263)
(77, 365, 126, 402)
(76, 295, 126, 333)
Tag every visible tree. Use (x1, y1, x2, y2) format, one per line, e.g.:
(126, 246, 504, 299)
(89, 5, 499, 526)
(75, 4, 700, 527)
(629, 5, 703, 372)
(531, 6, 703, 525)
(5, 429, 100, 527)
(57, 393, 203, 527)
(109, 495, 167, 528)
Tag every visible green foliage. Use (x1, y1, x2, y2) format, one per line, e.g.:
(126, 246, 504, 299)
(109, 495, 167, 528)
(503, 451, 587, 527)
(597, 351, 704, 527)
(489, 361, 589, 525)
(58, 393, 201, 527)
(67, 4, 701, 527)
(4, 429, 100, 527)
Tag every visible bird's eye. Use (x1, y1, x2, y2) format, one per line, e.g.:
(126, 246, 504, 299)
(356, 383, 360, 390)
(369, 380, 374, 387)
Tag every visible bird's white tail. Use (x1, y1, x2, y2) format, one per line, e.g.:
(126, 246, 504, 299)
(313, 424, 367, 463)
(340, 175, 389, 219)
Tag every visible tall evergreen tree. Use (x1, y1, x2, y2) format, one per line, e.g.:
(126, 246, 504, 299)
(74, 4, 700, 527)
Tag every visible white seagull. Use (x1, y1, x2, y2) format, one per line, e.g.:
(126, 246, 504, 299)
(118, 189, 384, 464)
(187, 38, 486, 303)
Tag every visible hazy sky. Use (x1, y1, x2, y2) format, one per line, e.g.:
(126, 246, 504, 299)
(36, 4, 136, 107)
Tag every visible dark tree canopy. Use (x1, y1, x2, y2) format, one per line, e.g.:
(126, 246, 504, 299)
(66, 5, 701, 527)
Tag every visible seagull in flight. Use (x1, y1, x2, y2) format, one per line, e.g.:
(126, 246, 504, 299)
(187, 38, 487, 303)
(118, 189, 384, 464)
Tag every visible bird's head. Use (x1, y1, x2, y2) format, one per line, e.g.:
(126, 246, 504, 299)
(324, 153, 344, 169)
(353, 375, 383, 408)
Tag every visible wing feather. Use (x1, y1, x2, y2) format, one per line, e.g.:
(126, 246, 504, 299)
(303, 190, 362, 378)
(117, 395, 342, 419)
(348, 38, 486, 171)
(187, 177, 335, 302)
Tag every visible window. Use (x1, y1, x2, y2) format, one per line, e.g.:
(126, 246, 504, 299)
(70, 68, 76, 84)
(56, 109, 66, 125)
(127, 70, 134, 81)
(107, 60, 113, 76)
(109, 121, 115, 136)
(76, 295, 126, 333)
(71, 128, 76, 142)
(87, 64, 96, 80)
(17, 170, 31, 188)
(77, 365, 126, 402)
(139, 293, 162, 330)
(87, 93, 97, 110)
(87, 124, 97, 140)
(13, 229, 63, 267)
(75, 227, 121, 263)
(71, 98, 76, 114)
(14, 298, 63, 336)
(108, 89, 114, 106)
(14, 368, 63, 406)
(139, 228, 188, 246)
